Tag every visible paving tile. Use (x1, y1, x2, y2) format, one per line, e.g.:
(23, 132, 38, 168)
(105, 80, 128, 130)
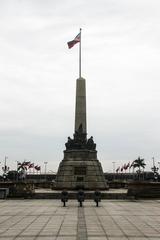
(88, 237, 107, 240)
(128, 238, 149, 240)
(107, 237, 128, 240)
(15, 238, 35, 240)
(108, 238, 128, 240)
(35, 238, 56, 240)
(56, 237, 76, 240)
(0, 238, 14, 240)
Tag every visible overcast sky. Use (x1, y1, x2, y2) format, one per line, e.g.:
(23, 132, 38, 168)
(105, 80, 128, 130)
(0, 0, 160, 173)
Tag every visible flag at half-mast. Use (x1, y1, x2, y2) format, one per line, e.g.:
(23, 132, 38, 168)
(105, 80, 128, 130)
(67, 32, 81, 49)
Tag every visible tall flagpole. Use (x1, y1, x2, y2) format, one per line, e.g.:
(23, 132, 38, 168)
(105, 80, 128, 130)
(79, 28, 82, 78)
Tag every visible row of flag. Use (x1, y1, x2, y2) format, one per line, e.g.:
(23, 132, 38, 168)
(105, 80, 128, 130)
(116, 161, 134, 173)
(18, 161, 41, 171)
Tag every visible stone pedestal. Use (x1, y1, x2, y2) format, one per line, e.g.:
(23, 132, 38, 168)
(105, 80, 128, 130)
(56, 150, 107, 190)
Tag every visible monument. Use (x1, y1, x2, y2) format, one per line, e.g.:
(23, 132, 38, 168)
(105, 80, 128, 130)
(55, 29, 107, 189)
(55, 77, 107, 190)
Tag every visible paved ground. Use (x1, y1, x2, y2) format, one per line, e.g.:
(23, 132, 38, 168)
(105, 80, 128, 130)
(0, 199, 160, 240)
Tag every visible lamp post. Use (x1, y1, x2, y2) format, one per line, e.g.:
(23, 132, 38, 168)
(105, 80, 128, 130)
(151, 157, 159, 181)
(4, 156, 8, 168)
(2, 156, 8, 180)
(112, 161, 116, 181)
(112, 162, 115, 173)
(152, 157, 155, 168)
(16, 161, 19, 182)
(44, 162, 48, 181)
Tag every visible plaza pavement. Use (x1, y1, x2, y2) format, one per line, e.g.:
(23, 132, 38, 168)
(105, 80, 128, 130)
(0, 199, 160, 240)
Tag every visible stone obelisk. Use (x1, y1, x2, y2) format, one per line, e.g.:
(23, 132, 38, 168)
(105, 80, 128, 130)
(55, 76, 107, 190)
(75, 77, 86, 134)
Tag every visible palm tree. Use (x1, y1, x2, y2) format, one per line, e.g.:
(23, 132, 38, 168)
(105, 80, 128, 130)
(133, 156, 146, 180)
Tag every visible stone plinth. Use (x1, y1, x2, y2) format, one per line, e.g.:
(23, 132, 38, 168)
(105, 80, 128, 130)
(55, 149, 107, 190)
(128, 181, 160, 198)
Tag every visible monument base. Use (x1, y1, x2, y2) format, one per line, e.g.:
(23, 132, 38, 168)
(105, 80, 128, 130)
(55, 150, 108, 190)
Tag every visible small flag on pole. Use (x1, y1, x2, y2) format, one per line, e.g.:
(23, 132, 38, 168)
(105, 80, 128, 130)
(67, 32, 81, 49)
(116, 167, 120, 173)
(28, 163, 34, 169)
(35, 165, 41, 171)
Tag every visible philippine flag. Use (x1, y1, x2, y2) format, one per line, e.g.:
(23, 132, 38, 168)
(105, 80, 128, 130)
(67, 32, 81, 49)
